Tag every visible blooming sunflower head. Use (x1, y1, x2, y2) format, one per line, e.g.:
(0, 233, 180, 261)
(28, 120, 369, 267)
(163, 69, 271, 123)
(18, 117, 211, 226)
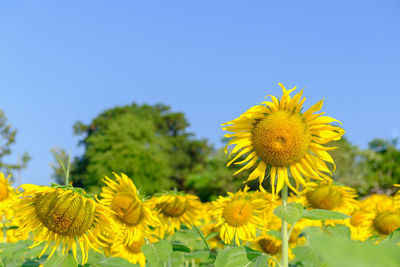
(222, 83, 344, 196)
(302, 181, 357, 215)
(211, 187, 268, 245)
(99, 172, 159, 243)
(0, 172, 17, 219)
(148, 191, 201, 237)
(14, 184, 116, 264)
(110, 233, 146, 267)
(343, 208, 374, 241)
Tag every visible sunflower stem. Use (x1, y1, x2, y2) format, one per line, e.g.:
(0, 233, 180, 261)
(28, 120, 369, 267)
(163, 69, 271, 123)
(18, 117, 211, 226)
(281, 184, 289, 267)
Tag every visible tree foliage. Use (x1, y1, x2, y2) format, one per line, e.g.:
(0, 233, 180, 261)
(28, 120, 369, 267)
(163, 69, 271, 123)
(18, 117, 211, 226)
(53, 103, 213, 194)
(0, 109, 30, 177)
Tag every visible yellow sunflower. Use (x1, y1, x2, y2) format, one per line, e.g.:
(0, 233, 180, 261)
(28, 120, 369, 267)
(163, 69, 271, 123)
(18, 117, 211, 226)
(222, 83, 344, 195)
(251, 233, 294, 267)
(344, 208, 374, 241)
(148, 192, 201, 238)
(110, 233, 146, 267)
(367, 195, 400, 236)
(0, 172, 17, 219)
(211, 187, 268, 245)
(302, 181, 357, 216)
(14, 184, 116, 264)
(99, 173, 159, 244)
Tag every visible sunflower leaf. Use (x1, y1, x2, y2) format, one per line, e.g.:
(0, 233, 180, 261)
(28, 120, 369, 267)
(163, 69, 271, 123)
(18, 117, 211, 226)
(273, 202, 304, 224)
(302, 209, 349, 220)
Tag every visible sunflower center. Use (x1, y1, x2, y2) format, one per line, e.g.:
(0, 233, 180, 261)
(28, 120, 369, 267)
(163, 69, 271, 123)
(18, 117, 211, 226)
(223, 199, 253, 227)
(127, 237, 145, 253)
(159, 197, 187, 217)
(373, 212, 400, 235)
(350, 210, 365, 227)
(258, 238, 281, 255)
(0, 182, 9, 201)
(111, 193, 144, 226)
(306, 184, 343, 210)
(34, 190, 95, 236)
(252, 110, 311, 167)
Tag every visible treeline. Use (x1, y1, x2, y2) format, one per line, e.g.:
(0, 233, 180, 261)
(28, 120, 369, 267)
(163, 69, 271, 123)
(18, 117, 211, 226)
(49, 103, 400, 201)
(1, 104, 397, 201)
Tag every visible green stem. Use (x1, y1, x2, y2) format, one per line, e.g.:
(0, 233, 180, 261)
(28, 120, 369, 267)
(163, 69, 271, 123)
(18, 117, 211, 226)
(65, 155, 71, 186)
(281, 184, 289, 267)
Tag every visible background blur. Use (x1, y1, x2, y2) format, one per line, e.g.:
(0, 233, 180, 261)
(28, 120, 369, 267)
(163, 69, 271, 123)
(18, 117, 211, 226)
(0, 1, 399, 199)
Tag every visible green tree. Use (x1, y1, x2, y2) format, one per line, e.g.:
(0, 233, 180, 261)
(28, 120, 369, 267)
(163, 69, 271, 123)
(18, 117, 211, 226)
(0, 109, 30, 178)
(53, 103, 212, 194)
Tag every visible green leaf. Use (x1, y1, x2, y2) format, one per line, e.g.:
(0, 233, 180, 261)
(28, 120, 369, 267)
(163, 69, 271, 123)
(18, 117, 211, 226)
(141, 241, 173, 267)
(273, 202, 304, 224)
(97, 257, 138, 267)
(43, 255, 78, 267)
(171, 243, 191, 253)
(214, 246, 268, 267)
(293, 246, 326, 267)
(381, 228, 400, 244)
(302, 209, 349, 220)
(308, 230, 400, 267)
(170, 252, 185, 266)
(325, 224, 351, 239)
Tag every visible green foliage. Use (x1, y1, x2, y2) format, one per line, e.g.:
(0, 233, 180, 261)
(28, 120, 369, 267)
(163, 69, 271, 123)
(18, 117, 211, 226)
(52, 103, 212, 194)
(141, 240, 173, 267)
(0, 109, 30, 178)
(43, 255, 77, 267)
(273, 203, 348, 225)
(214, 246, 270, 267)
(274, 202, 304, 224)
(329, 136, 400, 195)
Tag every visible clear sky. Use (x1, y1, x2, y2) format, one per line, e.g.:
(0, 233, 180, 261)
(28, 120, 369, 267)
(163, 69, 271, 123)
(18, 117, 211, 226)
(0, 0, 399, 186)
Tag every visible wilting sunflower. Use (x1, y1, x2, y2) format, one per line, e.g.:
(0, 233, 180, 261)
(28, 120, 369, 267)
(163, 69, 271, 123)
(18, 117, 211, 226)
(110, 233, 146, 267)
(148, 192, 201, 238)
(99, 173, 159, 244)
(222, 83, 344, 195)
(302, 181, 357, 216)
(14, 184, 115, 264)
(211, 187, 268, 245)
(0, 172, 17, 219)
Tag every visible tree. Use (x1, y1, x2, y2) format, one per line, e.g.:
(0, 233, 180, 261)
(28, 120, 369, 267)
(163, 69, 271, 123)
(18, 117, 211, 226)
(53, 103, 212, 194)
(0, 109, 30, 178)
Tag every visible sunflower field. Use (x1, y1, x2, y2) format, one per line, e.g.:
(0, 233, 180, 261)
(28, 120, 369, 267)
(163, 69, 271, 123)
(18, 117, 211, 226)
(2, 84, 400, 267)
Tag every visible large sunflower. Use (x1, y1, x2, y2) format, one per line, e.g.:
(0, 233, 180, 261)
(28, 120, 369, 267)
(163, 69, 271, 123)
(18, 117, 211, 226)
(99, 173, 159, 244)
(148, 192, 201, 238)
(0, 172, 17, 219)
(211, 187, 268, 245)
(14, 184, 115, 264)
(222, 83, 344, 195)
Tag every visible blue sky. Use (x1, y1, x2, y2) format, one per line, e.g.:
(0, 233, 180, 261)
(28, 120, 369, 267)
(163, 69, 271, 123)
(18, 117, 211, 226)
(0, 1, 399, 186)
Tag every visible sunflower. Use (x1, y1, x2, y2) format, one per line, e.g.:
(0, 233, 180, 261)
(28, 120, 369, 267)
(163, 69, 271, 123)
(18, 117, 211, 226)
(211, 187, 268, 245)
(110, 233, 146, 267)
(14, 184, 115, 264)
(251, 233, 294, 267)
(222, 83, 344, 195)
(99, 173, 159, 244)
(0, 172, 17, 219)
(365, 195, 400, 236)
(148, 192, 201, 238)
(302, 181, 357, 216)
(343, 208, 374, 241)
